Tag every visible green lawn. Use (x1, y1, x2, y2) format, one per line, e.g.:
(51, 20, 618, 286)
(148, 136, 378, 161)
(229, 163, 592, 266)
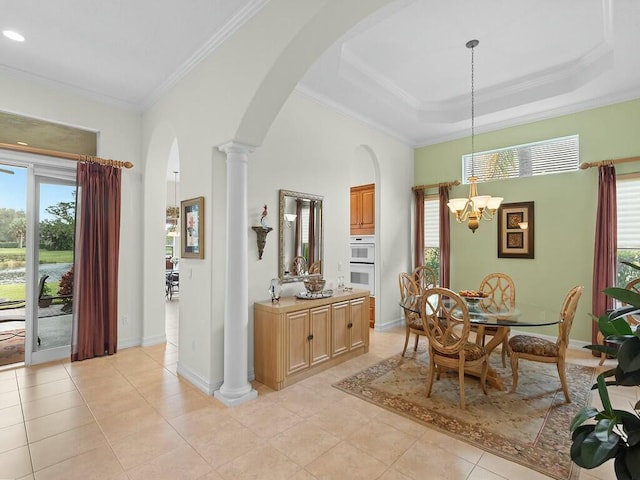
(0, 248, 71, 301)
(0, 248, 73, 263)
(0, 280, 62, 302)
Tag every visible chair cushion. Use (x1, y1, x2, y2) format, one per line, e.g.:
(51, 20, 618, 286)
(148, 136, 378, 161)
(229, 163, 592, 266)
(437, 341, 485, 361)
(407, 315, 424, 330)
(509, 335, 558, 357)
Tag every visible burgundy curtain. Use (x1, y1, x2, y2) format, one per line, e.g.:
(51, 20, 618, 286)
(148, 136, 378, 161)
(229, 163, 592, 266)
(308, 200, 316, 265)
(439, 185, 451, 288)
(591, 165, 617, 345)
(295, 199, 302, 256)
(72, 162, 122, 361)
(414, 189, 425, 268)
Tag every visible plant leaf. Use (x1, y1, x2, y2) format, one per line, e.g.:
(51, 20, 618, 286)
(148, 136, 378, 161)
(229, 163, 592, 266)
(597, 375, 614, 416)
(604, 287, 640, 308)
(594, 418, 615, 441)
(617, 336, 640, 373)
(599, 314, 634, 336)
(623, 443, 640, 477)
(570, 407, 600, 432)
(580, 429, 620, 468)
(615, 453, 633, 480)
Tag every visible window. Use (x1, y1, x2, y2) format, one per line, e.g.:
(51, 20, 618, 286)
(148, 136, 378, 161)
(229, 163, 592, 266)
(462, 135, 579, 184)
(617, 177, 640, 286)
(423, 196, 440, 284)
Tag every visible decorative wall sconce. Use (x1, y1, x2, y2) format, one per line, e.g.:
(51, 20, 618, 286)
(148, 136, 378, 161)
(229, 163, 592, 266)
(252, 225, 273, 260)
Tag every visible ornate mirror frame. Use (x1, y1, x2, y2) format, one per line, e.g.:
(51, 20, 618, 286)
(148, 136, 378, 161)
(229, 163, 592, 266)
(279, 189, 324, 283)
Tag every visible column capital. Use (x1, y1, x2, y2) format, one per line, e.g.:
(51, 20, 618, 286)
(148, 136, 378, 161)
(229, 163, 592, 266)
(218, 140, 257, 157)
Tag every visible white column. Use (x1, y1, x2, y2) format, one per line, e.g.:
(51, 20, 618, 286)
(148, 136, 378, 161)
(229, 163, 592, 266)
(214, 141, 258, 406)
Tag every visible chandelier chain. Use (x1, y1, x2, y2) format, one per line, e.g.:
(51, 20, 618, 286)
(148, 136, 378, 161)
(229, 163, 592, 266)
(470, 41, 475, 178)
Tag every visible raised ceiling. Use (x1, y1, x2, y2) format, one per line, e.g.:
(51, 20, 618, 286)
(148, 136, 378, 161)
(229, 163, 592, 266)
(1, 0, 639, 149)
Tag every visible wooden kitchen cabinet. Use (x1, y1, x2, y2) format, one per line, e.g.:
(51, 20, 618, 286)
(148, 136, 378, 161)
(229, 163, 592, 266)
(254, 290, 370, 390)
(331, 297, 366, 357)
(350, 183, 375, 235)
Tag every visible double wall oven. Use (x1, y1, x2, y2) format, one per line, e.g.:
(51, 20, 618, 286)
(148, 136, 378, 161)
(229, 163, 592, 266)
(349, 235, 375, 295)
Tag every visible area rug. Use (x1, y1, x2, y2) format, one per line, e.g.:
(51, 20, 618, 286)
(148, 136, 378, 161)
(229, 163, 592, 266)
(0, 329, 25, 366)
(333, 347, 596, 480)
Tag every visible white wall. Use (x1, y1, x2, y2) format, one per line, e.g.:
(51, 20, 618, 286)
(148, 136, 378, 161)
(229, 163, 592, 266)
(0, 74, 144, 348)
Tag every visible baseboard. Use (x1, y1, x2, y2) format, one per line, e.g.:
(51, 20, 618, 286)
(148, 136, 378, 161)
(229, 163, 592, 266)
(177, 362, 222, 395)
(118, 337, 142, 349)
(374, 317, 404, 332)
(141, 334, 167, 347)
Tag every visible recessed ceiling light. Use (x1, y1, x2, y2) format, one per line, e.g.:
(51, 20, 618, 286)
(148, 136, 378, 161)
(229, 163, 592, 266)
(17, 141, 28, 146)
(3, 30, 25, 42)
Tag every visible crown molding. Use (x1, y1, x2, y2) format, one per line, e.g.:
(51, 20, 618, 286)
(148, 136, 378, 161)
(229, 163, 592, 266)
(140, 0, 269, 110)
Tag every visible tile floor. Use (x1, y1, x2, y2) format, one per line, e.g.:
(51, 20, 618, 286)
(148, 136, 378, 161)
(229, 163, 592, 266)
(0, 300, 634, 480)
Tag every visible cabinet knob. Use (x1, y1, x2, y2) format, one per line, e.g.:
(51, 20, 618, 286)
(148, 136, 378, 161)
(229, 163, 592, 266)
(307, 334, 314, 341)
(347, 322, 353, 328)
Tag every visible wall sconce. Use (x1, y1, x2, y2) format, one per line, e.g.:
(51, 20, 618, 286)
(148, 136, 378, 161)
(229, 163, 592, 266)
(284, 213, 297, 227)
(252, 225, 273, 260)
(518, 222, 529, 230)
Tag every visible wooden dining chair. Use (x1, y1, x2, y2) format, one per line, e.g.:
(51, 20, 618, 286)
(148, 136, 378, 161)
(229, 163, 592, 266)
(597, 278, 640, 365)
(420, 287, 488, 409)
(399, 272, 425, 356)
(291, 256, 307, 276)
(476, 272, 516, 367)
(412, 265, 437, 291)
(509, 285, 584, 402)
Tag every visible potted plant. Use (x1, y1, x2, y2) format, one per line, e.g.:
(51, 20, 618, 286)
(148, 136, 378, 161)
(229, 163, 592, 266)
(570, 263, 640, 479)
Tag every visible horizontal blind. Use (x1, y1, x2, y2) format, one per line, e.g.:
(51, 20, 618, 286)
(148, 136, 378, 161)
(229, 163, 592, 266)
(424, 197, 439, 247)
(617, 178, 640, 248)
(463, 135, 579, 184)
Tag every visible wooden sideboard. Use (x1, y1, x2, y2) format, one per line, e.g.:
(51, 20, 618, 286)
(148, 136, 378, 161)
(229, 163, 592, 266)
(254, 289, 370, 391)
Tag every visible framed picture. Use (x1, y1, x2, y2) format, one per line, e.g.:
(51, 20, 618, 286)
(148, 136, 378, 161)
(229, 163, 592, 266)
(497, 201, 534, 259)
(181, 196, 204, 259)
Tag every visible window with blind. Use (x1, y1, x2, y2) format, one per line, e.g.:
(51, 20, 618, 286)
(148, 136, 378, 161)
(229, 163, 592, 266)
(617, 177, 640, 286)
(462, 135, 579, 184)
(423, 196, 440, 284)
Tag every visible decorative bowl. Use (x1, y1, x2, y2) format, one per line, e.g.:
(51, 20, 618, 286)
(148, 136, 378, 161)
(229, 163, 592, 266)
(304, 278, 326, 293)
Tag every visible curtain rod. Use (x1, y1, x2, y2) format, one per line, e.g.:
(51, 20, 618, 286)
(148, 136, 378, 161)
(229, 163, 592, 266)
(412, 180, 460, 192)
(0, 142, 134, 169)
(579, 155, 640, 170)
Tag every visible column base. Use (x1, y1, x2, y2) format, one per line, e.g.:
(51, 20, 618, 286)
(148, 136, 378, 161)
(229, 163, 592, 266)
(214, 387, 258, 407)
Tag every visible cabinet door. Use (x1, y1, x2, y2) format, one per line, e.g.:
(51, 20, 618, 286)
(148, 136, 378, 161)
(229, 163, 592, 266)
(310, 305, 331, 366)
(359, 187, 375, 234)
(350, 189, 362, 232)
(331, 301, 350, 356)
(349, 297, 366, 350)
(285, 310, 310, 376)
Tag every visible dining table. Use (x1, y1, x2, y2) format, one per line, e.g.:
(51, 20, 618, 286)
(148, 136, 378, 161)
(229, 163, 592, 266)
(399, 294, 562, 390)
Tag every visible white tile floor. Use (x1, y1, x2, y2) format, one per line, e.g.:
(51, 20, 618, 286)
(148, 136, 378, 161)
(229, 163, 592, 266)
(0, 299, 633, 479)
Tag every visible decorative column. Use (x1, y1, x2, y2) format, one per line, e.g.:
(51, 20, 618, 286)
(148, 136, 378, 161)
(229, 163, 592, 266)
(215, 141, 258, 406)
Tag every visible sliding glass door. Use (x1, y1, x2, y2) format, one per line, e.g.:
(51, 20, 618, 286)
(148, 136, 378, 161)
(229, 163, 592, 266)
(29, 172, 76, 364)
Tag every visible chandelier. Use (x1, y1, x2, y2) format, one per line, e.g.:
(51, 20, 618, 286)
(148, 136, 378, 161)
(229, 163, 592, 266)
(447, 39, 503, 233)
(167, 171, 180, 237)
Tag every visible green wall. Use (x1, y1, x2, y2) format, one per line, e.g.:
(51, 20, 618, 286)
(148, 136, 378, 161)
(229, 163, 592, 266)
(414, 98, 640, 343)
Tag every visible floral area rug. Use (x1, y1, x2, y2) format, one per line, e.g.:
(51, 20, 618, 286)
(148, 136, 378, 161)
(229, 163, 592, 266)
(333, 347, 596, 480)
(0, 329, 25, 366)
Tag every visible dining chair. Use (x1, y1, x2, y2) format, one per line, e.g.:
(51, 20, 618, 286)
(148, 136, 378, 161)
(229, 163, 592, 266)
(291, 256, 308, 276)
(399, 272, 426, 356)
(420, 287, 488, 409)
(476, 272, 516, 367)
(509, 285, 584, 402)
(597, 278, 640, 365)
(412, 265, 437, 291)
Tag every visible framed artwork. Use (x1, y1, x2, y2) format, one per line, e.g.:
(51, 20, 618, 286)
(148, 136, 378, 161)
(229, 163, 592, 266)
(497, 201, 534, 259)
(181, 196, 204, 259)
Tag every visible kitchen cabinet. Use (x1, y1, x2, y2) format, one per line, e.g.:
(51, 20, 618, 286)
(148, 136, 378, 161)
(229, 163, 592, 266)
(350, 183, 375, 235)
(254, 289, 370, 390)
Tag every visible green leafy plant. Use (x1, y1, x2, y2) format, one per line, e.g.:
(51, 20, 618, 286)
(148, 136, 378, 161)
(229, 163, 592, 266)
(570, 262, 640, 479)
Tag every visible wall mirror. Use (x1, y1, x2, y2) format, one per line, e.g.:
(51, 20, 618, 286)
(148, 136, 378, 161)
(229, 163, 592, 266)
(279, 189, 323, 283)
